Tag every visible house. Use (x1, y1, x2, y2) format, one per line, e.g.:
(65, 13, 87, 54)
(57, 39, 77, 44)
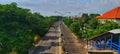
(72, 18, 76, 22)
(96, 7, 120, 25)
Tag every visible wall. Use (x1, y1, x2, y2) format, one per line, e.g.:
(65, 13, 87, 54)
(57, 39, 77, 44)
(98, 19, 120, 25)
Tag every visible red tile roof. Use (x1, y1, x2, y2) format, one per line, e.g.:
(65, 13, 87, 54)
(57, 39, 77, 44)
(96, 7, 120, 19)
(72, 18, 76, 22)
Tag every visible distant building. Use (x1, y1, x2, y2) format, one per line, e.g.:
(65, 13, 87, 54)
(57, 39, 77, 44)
(96, 7, 120, 25)
(72, 18, 76, 22)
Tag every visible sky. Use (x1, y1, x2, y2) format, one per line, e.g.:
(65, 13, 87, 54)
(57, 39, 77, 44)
(0, 0, 120, 16)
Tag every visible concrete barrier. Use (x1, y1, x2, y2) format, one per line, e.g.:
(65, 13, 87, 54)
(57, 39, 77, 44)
(88, 50, 118, 54)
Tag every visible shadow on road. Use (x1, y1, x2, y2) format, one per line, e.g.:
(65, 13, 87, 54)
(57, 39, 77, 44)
(32, 46, 51, 54)
(51, 42, 60, 46)
(42, 36, 59, 41)
(48, 30, 59, 33)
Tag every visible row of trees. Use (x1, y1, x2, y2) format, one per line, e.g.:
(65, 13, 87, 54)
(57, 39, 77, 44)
(63, 13, 120, 39)
(0, 2, 58, 54)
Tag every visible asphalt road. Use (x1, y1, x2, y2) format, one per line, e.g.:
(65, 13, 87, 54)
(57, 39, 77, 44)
(60, 22, 87, 54)
(29, 21, 62, 54)
(29, 21, 87, 54)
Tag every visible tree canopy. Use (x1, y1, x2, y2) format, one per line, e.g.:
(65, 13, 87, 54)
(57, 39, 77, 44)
(63, 13, 120, 39)
(0, 3, 58, 54)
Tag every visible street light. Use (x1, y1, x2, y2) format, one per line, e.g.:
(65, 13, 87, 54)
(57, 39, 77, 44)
(54, 11, 64, 23)
(65, 12, 71, 18)
(54, 11, 64, 16)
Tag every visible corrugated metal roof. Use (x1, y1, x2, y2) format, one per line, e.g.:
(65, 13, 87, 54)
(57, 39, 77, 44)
(109, 29, 120, 34)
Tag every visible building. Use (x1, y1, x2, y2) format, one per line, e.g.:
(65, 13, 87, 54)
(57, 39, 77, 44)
(72, 18, 76, 22)
(96, 7, 120, 25)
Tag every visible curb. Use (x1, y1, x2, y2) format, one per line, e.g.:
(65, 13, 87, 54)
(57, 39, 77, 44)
(62, 22, 78, 40)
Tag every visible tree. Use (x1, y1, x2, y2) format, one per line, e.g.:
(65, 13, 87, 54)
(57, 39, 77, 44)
(0, 2, 58, 54)
(88, 14, 100, 29)
(10, 2, 17, 8)
(63, 18, 73, 27)
(70, 22, 80, 33)
(78, 13, 89, 26)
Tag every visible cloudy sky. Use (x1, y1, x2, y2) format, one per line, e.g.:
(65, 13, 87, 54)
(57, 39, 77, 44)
(0, 0, 120, 16)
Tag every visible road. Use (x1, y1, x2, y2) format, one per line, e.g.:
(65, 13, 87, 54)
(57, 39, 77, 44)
(29, 21, 62, 54)
(60, 22, 87, 54)
(29, 21, 87, 54)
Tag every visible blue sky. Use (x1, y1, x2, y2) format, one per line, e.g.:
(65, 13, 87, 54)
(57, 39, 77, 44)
(0, 0, 120, 16)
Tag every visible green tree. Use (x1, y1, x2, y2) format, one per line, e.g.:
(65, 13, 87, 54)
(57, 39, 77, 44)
(70, 22, 80, 34)
(88, 14, 100, 29)
(63, 18, 73, 27)
(0, 2, 58, 54)
(78, 13, 89, 26)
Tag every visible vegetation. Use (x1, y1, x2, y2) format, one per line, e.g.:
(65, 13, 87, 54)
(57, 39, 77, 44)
(63, 18, 72, 27)
(63, 13, 120, 39)
(0, 2, 58, 54)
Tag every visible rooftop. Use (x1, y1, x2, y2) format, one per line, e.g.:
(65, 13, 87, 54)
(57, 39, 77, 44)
(96, 7, 120, 19)
(109, 29, 120, 34)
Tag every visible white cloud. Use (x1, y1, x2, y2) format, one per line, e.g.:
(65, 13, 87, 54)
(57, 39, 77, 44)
(0, 0, 120, 16)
